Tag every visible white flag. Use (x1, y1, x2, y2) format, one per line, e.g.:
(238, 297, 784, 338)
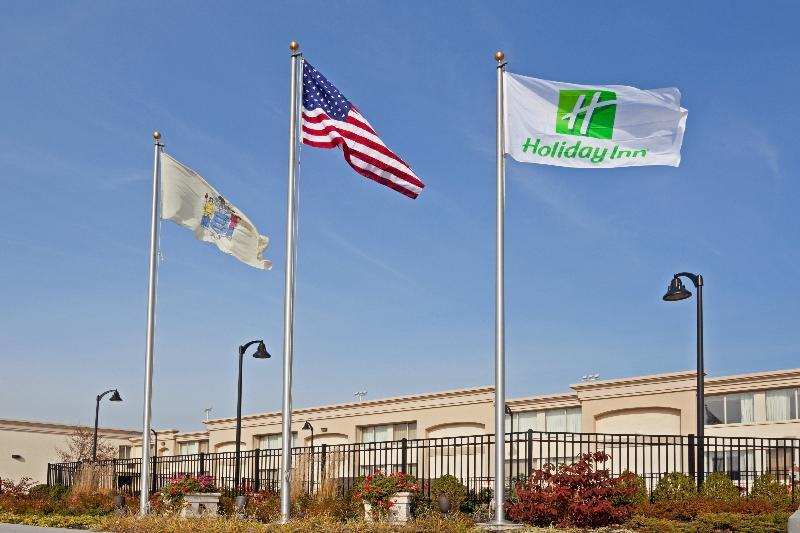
(504, 72, 688, 168)
(160, 153, 272, 270)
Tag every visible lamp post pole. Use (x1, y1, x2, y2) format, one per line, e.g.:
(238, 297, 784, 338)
(93, 389, 122, 461)
(663, 272, 704, 487)
(235, 340, 270, 492)
(302, 421, 314, 492)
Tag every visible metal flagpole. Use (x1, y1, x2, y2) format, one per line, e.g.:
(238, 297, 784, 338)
(139, 131, 163, 516)
(493, 50, 517, 528)
(280, 41, 301, 523)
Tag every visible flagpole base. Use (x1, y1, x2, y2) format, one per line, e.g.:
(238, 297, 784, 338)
(476, 520, 523, 531)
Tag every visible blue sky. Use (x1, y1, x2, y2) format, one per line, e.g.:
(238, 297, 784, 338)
(1, 1, 798, 432)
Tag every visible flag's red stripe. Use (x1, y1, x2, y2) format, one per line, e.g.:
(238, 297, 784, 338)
(302, 123, 410, 169)
(301, 112, 329, 124)
(345, 113, 377, 136)
(303, 136, 421, 197)
(303, 133, 424, 190)
(345, 147, 424, 189)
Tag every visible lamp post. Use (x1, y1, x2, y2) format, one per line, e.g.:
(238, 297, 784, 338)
(93, 389, 122, 461)
(662, 272, 704, 487)
(235, 340, 271, 492)
(302, 421, 315, 492)
(302, 421, 314, 447)
(505, 405, 513, 485)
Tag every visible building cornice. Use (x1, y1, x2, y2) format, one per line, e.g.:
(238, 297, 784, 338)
(506, 392, 579, 411)
(706, 368, 800, 394)
(570, 370, 697, 400)
(205, 386, 494, 431)
(0, 418, 140, 438)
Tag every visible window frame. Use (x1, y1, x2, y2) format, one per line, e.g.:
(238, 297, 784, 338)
(705, 392, 755, 425)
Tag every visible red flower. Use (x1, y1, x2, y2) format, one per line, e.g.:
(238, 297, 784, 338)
(170, 489, 176, 495)
(172, 481, 178, 486)
(354, 493, 362, 499)
(182, 486, 189, 492)
(387, 501, 394, 507)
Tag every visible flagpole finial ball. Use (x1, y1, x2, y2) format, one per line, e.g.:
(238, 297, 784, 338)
(495, 51, 505, 62)
(289, 41, 299, 51)
(153, 131, 161, 140)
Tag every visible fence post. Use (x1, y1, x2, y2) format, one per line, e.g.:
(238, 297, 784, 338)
(253, 449, 261, 493)
(401, 438, 408, 474)
(526, 429, 533, 477)
(199, 452, 206, 475)
(46, 463, 51, 488)
(320, 444, 327, 482)
(687, 434, 696, 487)
(150, 454, 157, 494)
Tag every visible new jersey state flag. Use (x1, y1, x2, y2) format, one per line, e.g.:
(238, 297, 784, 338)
(504, 72, 688, 168)
(160, 152, 272, 270)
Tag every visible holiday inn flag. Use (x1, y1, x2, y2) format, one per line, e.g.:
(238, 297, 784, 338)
(504, 72, 688, 168)
(160, 153, 272, 270)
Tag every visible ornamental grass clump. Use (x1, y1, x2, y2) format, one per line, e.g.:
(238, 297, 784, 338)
(352, 470, 420, 519)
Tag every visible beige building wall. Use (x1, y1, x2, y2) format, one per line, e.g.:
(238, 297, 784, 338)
(5, 368, 800, 483)
(203, 386, 494, 453)
(0, 420, 140, 484)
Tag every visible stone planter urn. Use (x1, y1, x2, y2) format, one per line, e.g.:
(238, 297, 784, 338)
(179, 492, 221, 517)
(437, 494, 452, 513)
(113, 495, 126, 515)
(363, 492, 413, 523)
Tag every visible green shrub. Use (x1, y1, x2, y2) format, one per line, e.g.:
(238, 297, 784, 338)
(700, 472, 739, 502)
(652, 472, 696, 502)
(751, 473, 791, 510)
(625, 515, 690, 532)
(614, 471, 649, 506)
(430, 475, 467, 512)
(0, 511, 101, 529)
(693, 511, 792, 533)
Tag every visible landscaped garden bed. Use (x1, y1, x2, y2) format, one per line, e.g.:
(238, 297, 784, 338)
(2, 455, 797, 532)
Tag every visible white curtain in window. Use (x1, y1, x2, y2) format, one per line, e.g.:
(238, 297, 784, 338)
(518, 411, 537, 432)
(546, 410, 567, 432)
(766, 389, 792, 421)
(739, 394, 754, 423)
(566, 408, 582, 432)
(374, 425, 390, 442)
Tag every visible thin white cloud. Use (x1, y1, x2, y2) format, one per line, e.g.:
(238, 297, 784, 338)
(320, 228, 415, 285)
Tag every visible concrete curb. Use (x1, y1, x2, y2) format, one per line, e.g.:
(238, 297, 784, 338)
(788, 507, 800, 533)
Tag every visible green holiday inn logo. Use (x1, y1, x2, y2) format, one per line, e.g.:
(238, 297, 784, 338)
(556, 89, 617, 140)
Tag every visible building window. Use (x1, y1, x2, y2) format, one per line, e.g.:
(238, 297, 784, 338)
(178, 440, 209, 455)
(705, 393, 754, 425)
(118, 446, 132, 459)
(705, 450, 755, 481)
(766, 388, 799, 421)
(544, 407, 581, 433)
(359, 423, 417, 443)
(505, 410, 538, 433)
(257, 432, 297, 450)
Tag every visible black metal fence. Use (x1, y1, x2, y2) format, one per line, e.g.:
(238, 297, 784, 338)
(47, 431, 799, 502)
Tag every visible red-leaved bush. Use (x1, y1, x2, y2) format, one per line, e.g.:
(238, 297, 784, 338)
(505, 451, 637, 528)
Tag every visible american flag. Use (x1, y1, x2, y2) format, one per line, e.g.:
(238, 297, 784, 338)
(300, 61, 424, 199)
